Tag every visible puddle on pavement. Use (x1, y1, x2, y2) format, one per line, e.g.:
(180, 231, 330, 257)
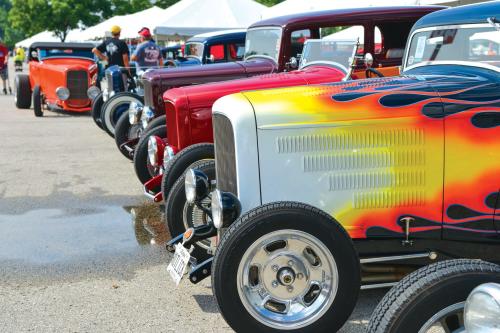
(0, 202, 172, 283)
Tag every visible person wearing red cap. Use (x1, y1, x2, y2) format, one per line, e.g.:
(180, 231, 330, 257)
(131, 27, 163, 70)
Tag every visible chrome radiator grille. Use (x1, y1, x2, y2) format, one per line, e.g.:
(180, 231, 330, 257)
(67, 70, 88, 99)
(143, 79, 154, 107)
(213, 113, 237, 195)
(106, 71, 113, 92)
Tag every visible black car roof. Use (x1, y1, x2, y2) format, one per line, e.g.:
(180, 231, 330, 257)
(29, 42, 95, 51)
(412, 1, 500, 30)
(187, 30, 246, 44)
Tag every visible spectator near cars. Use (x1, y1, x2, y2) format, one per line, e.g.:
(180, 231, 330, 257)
(131, 27, 163, 71)
(0, 40, 11, 95)
(14, 47, 25, 72)
(92, 25, 130, 72)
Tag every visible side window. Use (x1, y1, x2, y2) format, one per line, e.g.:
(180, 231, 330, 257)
(375, 22, 414, 63)
(208, 44, 225, 62)
(290, 29, 311, 59)
(320, 25, 365, 56)
(227, 42, 245, 61)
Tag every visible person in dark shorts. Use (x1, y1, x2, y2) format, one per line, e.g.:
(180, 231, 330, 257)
(0, 40, 10, 94)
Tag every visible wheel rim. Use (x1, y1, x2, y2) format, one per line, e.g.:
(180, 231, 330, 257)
(418, 302, 465, 333)
(237, 229, 338, 330)
(182, 196, 212, 251)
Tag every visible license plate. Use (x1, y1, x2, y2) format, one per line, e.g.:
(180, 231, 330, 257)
(167, 243, 191, 286)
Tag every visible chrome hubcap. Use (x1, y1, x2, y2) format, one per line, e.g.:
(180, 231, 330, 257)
(237, 229, 338, 329)
(418, 302, 465, 333)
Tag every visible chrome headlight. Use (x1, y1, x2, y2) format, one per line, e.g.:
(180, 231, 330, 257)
(128, 102, 143, 125)
(163, 146, 175, 168)
(465, 283, 500, 331)
(56, 87, 70, 101)
(185, 168, 209, 204)
(211, 190, 241, 229)
(147, 136, 158, 167)
(141, 106, 155, 128)
(87, 86, 101, 100)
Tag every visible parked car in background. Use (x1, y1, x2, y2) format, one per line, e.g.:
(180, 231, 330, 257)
(161, 44, 182, 61)
(113, 29, 246, 159)
(15, 42, 100, 117)
(134, 5, 443, 187)
(367, 259, 500, 333)
(170, 2, 500, 332)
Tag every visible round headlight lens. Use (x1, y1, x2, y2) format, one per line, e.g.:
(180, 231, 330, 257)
(147, 136, 158, 166)
(212, 190, 224, 229)
(141, 106, 155, 128)
(56, 87, 70, 101)
(87, 86, 101, 100)
(185, 169, 197, 204)
(465, 283, 500, 332)
(128, 102, 143, 125)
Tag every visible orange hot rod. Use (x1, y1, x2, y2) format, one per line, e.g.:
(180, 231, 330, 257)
(15, 42, 101, 117)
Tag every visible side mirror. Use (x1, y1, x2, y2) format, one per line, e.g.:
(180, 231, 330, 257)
(364, 53, 374, 69)
(286, 56, 299, 70)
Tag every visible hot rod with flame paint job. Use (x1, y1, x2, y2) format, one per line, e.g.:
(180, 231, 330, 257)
(132, 7, 443, 185)
(167, 3, 500, 332)
(15, 42, 100, 117)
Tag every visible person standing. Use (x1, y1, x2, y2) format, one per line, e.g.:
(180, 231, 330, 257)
(0, 40, 10, 94)
(131, 27, 163, 70)
(92, 25, 130, 74)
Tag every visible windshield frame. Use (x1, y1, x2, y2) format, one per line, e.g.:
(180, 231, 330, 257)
(37, 48, 95, 61)
(184, 41, 205, 61)
(244, 26, 283, 63)
(299, 39, 358, 74)
(403, 23, 500, 73)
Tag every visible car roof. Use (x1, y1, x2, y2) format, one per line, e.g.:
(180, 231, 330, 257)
(29, 42, 95, 51)
(412, 1, 500, 30)
(188, 29, 247, 43)
(249, 6, 446, 29)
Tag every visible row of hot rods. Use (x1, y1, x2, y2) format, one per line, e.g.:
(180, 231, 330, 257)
(14, 3, 500, 332)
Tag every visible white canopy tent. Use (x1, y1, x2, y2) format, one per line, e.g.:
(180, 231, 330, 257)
(324, 25, 382, 44)
(154, 0, 267, 38)
(15, 29, 85, 48)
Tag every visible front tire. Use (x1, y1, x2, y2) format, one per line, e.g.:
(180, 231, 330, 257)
(212, 202, 360, 333)
(133, 125, 166, 184)
(15, 74, 31, 109)
(165, 159, 215, 260)
(91, 93, 104, 129)
(100, 92, 143, 138)
(33, 86, 43, 117)
(114, 111, 143, 160)
(161, 143, 214, 202)
(367, 259, 500, 333)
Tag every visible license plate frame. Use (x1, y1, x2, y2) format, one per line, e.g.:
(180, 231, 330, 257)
(167, 243, 192, 286)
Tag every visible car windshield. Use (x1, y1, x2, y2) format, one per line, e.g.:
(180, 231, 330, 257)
(299, 39, 358, 73)
(244, 27, 282, 62)
(38, 48, 94, 60)
(184, 42, 204, 60)
(405, 24, 500, 71)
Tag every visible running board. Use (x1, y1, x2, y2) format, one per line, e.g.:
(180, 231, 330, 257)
(360, 251, 437, 264)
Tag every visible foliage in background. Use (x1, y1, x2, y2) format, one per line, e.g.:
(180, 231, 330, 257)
(3, 0, 285, 46)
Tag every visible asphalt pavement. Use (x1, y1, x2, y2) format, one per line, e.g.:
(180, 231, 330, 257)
(0, 62, 386, 332)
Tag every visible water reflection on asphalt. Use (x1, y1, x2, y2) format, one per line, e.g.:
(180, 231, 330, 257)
(0, 202, 171, 284)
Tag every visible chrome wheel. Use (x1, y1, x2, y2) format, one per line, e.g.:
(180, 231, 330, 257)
(418, 302, 465, 333)
(237, 229, 338, 330)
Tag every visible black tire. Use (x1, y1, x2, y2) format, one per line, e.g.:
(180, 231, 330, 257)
(91, 93, 104, 129)
(33, 86, 43, 117)
(161, 143, 214, 202)
(144, 115, 166, 132)
(133, 125, 166, 185)
(212, 202, 360, 333)
(100, 92, 144, 138)
(367, 259, 500, 333)
(114, 111, 143, 160)
(15, 74, 31, 109)
(165, 159, 215, 261)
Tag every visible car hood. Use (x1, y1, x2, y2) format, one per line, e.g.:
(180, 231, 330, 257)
(163, 66, 346, 107)
(240, 65, 498, 129)
(39, 58, 95, 72)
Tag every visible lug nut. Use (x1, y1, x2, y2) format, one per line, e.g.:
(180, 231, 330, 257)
(288, 260, 294, 267)
(287, 286, 293, 293)
(272, 265, 279, 272)
(272, 281, 278, 288)
(297, 273, 304, 279)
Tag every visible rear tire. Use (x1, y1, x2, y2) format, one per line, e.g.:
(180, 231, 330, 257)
(15, 74, 31, 109)
(165, 160, 215, 261)
(33, 86, 43, 117)
(212, 202, 360, 333)
(114, 111, 143, 160)
(91, 93, 104, 129)
(100, 92, 143, 138)
(367, 259, 500, 333)
(133, 125, 166, 185)
(161, 143, 214, 202)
